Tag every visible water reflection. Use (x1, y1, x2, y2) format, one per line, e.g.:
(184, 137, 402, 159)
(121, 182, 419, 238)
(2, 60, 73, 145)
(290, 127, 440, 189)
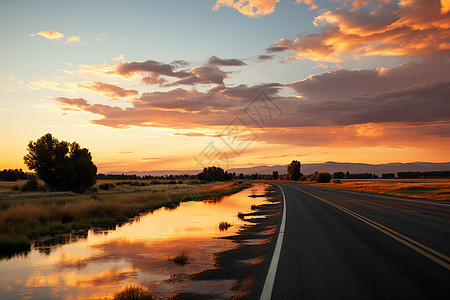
(0, 184, 270, 299)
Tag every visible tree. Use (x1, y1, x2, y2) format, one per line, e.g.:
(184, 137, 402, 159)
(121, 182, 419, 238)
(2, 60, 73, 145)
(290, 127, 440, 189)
(272, 171, 279, 180)
(24, 133, 97, 193)
(287, 160, 302, 181)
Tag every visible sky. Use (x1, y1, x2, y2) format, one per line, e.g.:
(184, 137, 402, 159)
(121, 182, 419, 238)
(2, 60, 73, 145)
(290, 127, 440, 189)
(0, 0, 449, 172)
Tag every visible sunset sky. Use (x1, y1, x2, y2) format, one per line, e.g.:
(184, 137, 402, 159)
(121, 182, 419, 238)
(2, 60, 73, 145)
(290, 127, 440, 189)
(1, 0, 449, 172)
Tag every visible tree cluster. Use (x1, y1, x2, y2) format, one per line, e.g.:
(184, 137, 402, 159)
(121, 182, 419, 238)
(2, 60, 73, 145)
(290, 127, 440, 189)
(197, 166, 233, 182)
(0, 169, 31, 181)
(309, 172, 332, 183)
(23, 133, 97, 193)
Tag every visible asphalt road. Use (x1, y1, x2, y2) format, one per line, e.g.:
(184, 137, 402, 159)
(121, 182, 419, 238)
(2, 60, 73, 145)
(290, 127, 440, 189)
(264, 182, 450, 299)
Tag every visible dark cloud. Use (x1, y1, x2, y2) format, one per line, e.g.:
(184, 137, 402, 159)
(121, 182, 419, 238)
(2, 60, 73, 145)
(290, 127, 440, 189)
(169, 65, 228, 86)
(116, 60, 191, 78)
(266, 46, 288, 53)
(257, 54, 275, 61)
(141, 75, 167, 86)
(170, 60, 190, 67)
(207, 56, 247, 66)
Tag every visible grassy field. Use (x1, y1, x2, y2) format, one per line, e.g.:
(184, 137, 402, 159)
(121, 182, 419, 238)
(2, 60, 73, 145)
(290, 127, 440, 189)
(0, 180, 251, 256)
(303, 178, 450, 201)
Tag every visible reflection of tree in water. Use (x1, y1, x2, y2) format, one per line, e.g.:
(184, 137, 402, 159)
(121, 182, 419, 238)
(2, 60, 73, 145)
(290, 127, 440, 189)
(34, 231, 89, 255)
(163, 202, 181, 211)
(202, 195, 224, 204)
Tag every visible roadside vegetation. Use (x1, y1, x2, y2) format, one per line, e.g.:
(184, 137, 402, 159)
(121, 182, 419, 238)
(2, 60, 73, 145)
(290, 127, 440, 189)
(0, 180, 251, 256)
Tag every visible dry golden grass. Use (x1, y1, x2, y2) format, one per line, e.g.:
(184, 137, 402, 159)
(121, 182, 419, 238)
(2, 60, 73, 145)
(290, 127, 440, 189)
(303, 178, 450, 201)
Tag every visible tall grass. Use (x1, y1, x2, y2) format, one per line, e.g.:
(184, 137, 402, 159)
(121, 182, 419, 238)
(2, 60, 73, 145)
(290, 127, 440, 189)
(112, 285, 153, 300)
(169, 249, 189, 265)
(0, 181, 251, 256)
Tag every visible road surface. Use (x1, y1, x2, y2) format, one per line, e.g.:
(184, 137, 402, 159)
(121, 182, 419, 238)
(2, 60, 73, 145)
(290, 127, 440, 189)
(261, 182, 450, 299)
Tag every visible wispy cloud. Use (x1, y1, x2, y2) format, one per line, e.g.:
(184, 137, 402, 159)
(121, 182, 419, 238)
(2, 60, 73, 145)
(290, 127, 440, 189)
(66, 35, 80, 44)
(28, 80, 68, 91)
(76, 82, 138, 99)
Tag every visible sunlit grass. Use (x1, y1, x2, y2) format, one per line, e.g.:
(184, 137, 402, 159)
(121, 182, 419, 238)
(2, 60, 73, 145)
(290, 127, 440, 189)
(111, 285, 153, 300)
(0, 181, 251, 256)
(169, 249, 189, 265)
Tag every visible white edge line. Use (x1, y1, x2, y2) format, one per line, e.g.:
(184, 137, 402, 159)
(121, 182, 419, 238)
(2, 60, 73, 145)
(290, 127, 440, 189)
(260, 183, 287, 300)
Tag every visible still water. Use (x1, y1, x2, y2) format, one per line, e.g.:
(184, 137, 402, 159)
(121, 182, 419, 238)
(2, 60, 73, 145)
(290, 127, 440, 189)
(0, 184, 270, 299)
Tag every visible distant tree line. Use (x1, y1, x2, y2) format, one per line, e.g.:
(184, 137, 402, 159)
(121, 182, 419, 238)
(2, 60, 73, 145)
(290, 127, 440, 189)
(333, 172, 379, 179)
(397, 171, 450, 179)
(97, 173, 198, 180)
(332, 170, 450, 179)
(0, 169, 33, 181)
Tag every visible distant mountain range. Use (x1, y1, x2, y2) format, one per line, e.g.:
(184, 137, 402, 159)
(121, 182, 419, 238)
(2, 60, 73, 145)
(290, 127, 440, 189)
(106, 161, 450, 177)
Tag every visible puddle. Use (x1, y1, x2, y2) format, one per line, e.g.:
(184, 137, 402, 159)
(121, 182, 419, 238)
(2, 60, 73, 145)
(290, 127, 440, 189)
(0, 183, 271, 299)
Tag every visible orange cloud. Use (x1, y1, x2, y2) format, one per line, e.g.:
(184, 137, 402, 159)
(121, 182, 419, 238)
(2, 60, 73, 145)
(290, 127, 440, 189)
(213, 0, 280, 17)
(268, 0, 450, 61)
(76, 82, 138, 99)
(34, 30, 64, 40)
(295, 0, 318, 10)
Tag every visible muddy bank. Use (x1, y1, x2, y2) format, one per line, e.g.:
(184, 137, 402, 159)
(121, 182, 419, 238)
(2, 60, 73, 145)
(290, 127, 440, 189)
(170, 184, 283, 299)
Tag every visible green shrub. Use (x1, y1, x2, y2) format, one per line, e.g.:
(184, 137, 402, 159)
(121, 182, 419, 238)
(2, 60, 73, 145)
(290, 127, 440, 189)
(99, 183, 114, 190)
(11, 185, 20, 191)
(21, 178, 39, 192)
(0, 235, 31, 255)
(316, 172, 332, 183)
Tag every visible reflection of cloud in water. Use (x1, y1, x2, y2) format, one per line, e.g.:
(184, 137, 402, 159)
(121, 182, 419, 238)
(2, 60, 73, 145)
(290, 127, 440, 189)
(0, 184, 271, 299)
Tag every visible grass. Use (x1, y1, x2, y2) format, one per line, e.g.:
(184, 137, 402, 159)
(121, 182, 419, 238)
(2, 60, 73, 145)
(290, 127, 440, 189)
(111, 285, 153, 300)
(0, 181, 251, 256)
(219, 221, 232, 231)
(169, 249, 189, 265)
(302, 178, 450, 201)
